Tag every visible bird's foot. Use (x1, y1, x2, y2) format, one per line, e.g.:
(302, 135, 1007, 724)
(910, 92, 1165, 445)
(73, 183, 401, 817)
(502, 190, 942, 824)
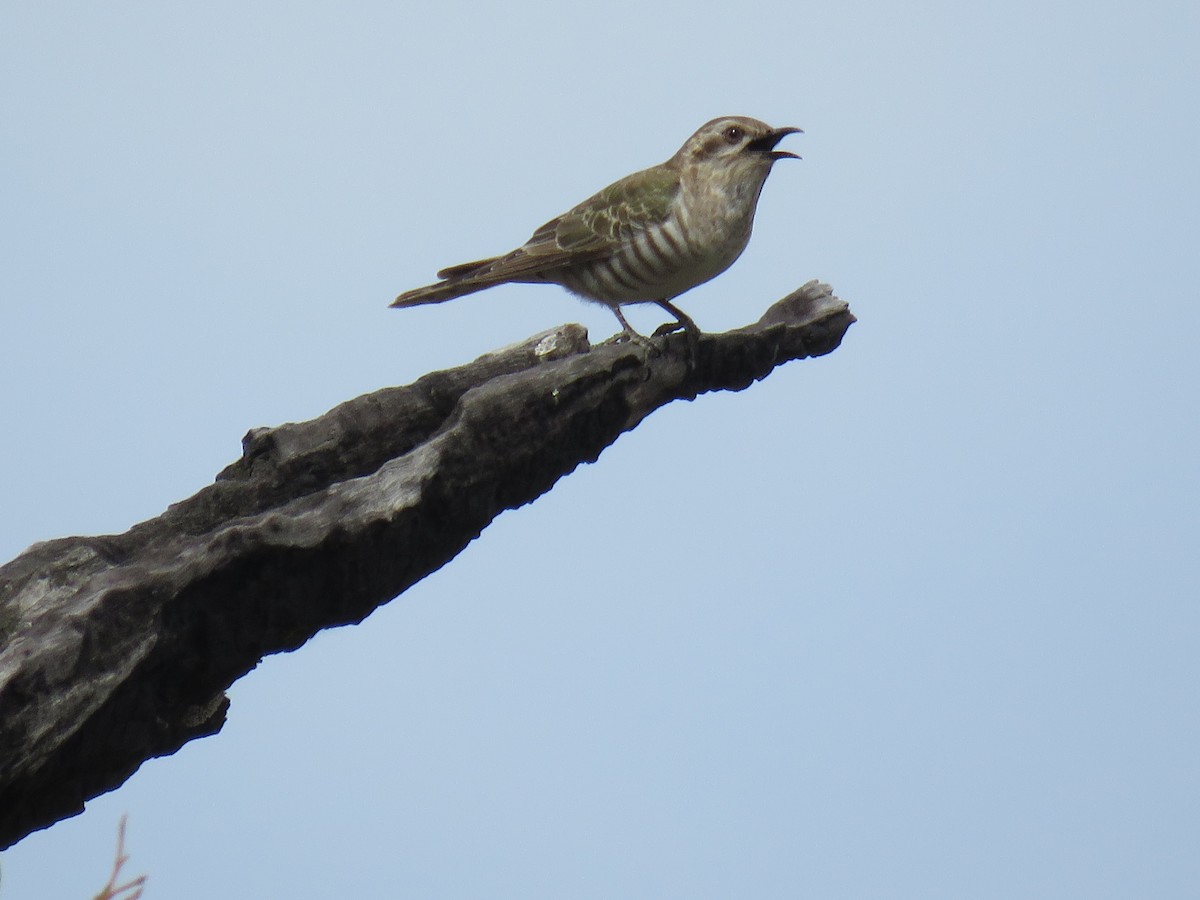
(651, 321, 700, 359)
(608, 306, 661, 356)
(616, 329, 660, 355)
(652, 300, 701, 360)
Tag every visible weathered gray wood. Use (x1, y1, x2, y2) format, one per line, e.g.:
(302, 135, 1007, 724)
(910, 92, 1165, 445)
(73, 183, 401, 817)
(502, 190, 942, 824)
(0, 281, 854, 848)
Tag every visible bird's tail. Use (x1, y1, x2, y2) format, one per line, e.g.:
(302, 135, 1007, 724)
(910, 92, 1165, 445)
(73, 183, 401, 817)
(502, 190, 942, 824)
(390, 257, 504, 308)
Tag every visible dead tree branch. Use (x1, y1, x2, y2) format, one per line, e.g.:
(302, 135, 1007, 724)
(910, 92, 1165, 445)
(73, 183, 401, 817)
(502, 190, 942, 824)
(0, 281, 853, 848)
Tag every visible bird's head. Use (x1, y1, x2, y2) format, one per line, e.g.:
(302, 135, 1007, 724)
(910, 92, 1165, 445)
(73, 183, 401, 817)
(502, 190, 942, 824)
(675, 116, 802, 171)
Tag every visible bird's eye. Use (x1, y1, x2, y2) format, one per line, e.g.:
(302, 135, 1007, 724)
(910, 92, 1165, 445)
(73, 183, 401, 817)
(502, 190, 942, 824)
(723, 125, 744, 144)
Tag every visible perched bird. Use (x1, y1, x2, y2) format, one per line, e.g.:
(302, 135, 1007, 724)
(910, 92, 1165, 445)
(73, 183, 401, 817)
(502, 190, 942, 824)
(391, 116, 801, 345)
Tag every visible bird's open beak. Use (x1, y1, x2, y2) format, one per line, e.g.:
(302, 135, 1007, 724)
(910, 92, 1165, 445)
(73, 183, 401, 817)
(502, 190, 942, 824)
(748, 126, 803, 160)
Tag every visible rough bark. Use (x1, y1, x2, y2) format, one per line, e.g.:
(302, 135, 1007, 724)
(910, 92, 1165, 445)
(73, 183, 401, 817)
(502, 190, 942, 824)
(0, 281, 853, 848)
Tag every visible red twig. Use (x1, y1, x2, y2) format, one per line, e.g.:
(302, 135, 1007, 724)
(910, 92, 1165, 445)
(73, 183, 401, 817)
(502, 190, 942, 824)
(92, 815, 147, 900)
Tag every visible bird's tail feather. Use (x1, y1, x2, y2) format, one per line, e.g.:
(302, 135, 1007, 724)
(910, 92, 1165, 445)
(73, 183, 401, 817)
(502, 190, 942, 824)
(391, 245, 575, 308)
(390, 253, 509, 308)
(391, 276, 500, 308)
(436, 257, 497, 280)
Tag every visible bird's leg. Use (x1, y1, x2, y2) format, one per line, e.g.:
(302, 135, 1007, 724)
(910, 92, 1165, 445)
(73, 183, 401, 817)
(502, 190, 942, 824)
(652, 299, 701, 356)
(609, 305, 659, 354)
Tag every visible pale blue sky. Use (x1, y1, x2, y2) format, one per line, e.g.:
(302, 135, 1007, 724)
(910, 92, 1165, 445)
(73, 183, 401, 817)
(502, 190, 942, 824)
(2, 1, 1198, 897)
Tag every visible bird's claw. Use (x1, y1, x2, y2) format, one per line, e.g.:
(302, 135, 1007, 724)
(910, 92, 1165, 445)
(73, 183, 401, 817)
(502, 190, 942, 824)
(625, 331, 661, 356)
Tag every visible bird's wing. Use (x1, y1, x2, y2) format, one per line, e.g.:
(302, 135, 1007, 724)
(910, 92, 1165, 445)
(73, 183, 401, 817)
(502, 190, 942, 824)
(549, 164, 681, 254)
(392, 165, 679, 307)
(459, 165, 681, 281)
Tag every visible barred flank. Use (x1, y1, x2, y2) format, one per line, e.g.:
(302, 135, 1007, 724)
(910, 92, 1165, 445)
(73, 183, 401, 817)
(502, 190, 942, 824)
(557, 219, 697, 304)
